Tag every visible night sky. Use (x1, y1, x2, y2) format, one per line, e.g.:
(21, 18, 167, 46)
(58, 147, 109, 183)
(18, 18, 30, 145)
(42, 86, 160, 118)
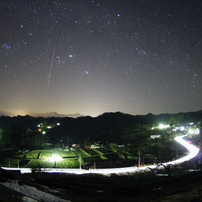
(0, 0, 202, 117)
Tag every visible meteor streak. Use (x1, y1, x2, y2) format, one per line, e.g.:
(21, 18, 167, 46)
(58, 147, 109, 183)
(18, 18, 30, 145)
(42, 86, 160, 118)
(47, 49, 55, 87)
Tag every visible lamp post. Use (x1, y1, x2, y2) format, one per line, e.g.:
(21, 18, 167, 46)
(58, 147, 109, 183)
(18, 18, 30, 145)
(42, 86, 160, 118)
(79, 154, 81, 169)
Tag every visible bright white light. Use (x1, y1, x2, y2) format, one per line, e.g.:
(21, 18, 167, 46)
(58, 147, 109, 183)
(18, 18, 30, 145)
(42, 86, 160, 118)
(159, 124, 164, 129)
(189, 129, 194, 135)
(42, 131, 46, 135)
(195, 128, 200, 134)
(180, 126, 185, 131)
(171, 135, 199, 164)
(159, 124, 170, 129)
(47, 126, 51, 129)
(48, 154, 63, 162)
(57, 123, 60, 126)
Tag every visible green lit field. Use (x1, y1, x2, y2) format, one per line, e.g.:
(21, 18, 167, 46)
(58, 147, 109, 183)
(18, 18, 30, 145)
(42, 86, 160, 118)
(1, 147, 126, 169)
(1, 144, 176, 169)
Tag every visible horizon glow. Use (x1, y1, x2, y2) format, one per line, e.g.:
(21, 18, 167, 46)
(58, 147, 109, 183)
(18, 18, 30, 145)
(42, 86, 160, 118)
(0, 1, 202, 117)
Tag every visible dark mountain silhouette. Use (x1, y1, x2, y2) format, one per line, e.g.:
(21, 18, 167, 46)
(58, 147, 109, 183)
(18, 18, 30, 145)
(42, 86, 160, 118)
(0, 111, 83, 118)
(0, 110, 201, 148)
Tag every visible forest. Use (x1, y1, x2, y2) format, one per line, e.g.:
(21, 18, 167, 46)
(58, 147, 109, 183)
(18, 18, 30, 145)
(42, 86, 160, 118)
(0, 110, 201, 149)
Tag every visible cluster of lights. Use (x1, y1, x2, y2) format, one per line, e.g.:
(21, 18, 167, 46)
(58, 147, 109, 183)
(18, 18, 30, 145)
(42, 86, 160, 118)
(189, 128, 200, 135)
(37, 123, 60, 135)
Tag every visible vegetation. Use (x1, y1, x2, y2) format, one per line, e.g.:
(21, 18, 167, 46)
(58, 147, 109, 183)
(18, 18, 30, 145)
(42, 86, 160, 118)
(0, 111, 201, 148)
(0, 111, 202, 201)
(0, 111, 201, 169)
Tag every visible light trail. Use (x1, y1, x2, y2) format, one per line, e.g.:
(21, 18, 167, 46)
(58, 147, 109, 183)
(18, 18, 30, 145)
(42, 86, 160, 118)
(47, 49, 55, 87)
(1, 135, 200, 174)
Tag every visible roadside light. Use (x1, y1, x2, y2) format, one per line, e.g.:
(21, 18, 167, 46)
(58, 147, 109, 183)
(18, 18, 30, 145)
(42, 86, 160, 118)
(189, 129, 194, 135)
(42, 131, 46, 135)
(159, 124, 164, 129)
(159, 124, 170, 129)
(180, 126, 185, 131)
(195, 128, 200, 134)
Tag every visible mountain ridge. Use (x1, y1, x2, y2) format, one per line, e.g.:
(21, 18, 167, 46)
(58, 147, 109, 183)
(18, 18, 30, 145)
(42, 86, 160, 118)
(0, 111, 84, 118)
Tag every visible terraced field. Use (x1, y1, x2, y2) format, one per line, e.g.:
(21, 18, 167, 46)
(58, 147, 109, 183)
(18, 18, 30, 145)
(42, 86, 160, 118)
(1, 146, 160, 169)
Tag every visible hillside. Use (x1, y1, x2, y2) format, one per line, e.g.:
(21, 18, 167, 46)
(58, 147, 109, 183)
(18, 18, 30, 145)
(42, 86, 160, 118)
(0, 110, 201, 148)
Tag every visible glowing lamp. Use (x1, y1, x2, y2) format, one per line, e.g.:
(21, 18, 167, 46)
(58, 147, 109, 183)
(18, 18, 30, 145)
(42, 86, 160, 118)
(48, 154, 63, 162)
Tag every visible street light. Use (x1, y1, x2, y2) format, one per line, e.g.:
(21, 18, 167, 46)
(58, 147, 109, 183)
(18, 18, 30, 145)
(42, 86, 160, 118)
(48, 154, 63, 162)
(47, 154, 63, 168)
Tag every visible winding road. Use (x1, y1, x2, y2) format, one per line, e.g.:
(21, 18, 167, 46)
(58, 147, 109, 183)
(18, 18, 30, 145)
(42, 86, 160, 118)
(1, 135, 200, 175)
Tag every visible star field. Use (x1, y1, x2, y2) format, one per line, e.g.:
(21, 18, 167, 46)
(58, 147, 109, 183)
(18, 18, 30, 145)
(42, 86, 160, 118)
(0, 0, 202, 117)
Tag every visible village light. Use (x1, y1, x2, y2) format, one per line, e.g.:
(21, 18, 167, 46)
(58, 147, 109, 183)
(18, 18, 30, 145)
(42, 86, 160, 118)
(159, 124, 170, 129)
(159, 124, 164, 129)
(189, 129, 194, 135)
(195, 128, 200, 134)
(180, 126, 185, 131)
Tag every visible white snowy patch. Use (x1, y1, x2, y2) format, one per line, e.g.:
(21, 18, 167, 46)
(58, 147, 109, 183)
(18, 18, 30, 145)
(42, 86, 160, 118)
(0, 180, 70, 202)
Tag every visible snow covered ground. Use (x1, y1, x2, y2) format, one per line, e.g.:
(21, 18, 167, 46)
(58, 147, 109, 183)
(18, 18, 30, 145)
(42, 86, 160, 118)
(0, 180, 70, 202)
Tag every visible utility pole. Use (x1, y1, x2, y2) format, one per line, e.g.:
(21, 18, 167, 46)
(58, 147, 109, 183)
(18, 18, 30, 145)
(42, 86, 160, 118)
(138, 151, 141, 167)
(79, 154, 81, 169)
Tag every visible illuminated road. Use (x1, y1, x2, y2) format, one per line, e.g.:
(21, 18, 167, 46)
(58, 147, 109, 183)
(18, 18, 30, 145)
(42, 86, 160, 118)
(1, 135, 200, 175)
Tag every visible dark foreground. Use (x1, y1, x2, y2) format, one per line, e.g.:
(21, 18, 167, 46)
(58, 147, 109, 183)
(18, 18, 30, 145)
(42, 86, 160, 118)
(1, 167, 202, 202)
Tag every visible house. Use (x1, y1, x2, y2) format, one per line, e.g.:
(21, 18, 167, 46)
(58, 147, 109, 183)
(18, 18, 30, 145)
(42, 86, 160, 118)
(150, 135, 161, 139)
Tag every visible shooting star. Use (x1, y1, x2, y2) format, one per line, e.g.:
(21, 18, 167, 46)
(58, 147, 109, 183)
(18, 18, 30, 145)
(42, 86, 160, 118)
(47, 49, 55, 87)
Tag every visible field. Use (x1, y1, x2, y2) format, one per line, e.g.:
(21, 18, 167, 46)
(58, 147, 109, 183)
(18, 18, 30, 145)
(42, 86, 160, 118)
(0, 142, 200, 201)
(0, 141, 187, 171)
(0, 147, 141, 170)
